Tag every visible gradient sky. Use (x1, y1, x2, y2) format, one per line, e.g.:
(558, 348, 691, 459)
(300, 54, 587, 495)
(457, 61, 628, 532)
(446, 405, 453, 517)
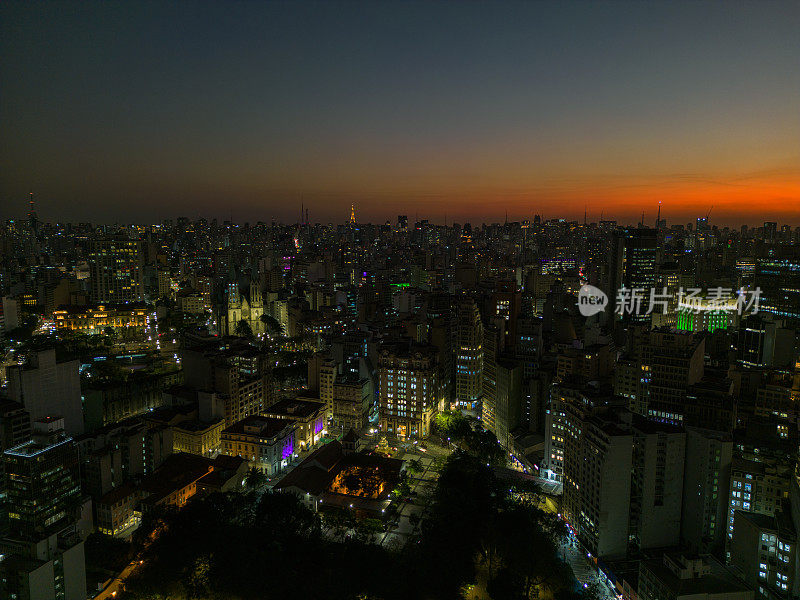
(1, 1, 799, 226)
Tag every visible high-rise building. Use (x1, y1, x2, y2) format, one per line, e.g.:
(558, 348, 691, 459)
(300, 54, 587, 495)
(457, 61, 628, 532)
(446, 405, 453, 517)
(726, 456, 793, 554)
(736, 315, 796, 368)
(731, 502, 798, 599)
(755, 257, 800, 325)
(89, 237, 144, 304)
(607, 228, 658, 324)
(7, 349, 84, 436)
(378, 341, 439, 439)
(0, 417, 86, 600)
(561, 407, 685, 559)
(182, 341, 273, 427)
(643, 329, 705, 426)
(455, 298, 483, 410)
(681, 427, 733, 557)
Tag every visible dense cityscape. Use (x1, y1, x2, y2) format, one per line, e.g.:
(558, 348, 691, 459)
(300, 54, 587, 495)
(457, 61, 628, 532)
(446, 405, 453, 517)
(2, 2, 800, 600)
(0, 209, 799, 600)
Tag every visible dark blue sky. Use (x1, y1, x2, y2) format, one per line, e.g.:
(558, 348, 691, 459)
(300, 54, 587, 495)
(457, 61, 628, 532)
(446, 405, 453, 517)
(2, 1, 799, 224)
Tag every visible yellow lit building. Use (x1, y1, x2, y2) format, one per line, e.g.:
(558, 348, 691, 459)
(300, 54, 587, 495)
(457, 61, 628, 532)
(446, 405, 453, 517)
(173, 418, 226, 457)
(53, 304, 149, 334)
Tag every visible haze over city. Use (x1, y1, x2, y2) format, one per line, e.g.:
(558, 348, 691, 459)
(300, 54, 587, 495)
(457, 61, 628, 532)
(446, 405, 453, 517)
(2, 1, 799, 225)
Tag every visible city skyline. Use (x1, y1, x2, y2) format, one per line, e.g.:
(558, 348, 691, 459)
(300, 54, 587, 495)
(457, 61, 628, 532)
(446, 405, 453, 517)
(2, 1, 799, 226)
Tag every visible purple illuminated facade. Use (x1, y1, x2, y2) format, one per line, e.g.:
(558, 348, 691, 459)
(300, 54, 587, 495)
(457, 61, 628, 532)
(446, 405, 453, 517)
(281, 435, 294, 460)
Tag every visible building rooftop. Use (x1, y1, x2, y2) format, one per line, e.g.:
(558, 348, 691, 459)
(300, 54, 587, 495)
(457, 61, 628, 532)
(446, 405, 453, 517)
(222, 414, 293, 439)
(275, 441, 403, 500)
(641, 553, 752, 597)
(264, 398, 326, 420)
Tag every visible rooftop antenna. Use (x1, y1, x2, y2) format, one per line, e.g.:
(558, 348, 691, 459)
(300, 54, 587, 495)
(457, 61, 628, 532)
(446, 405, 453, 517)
(641, 211, 645, 226)
(656, 200, 662, 228)
(584, 203, 587, 226)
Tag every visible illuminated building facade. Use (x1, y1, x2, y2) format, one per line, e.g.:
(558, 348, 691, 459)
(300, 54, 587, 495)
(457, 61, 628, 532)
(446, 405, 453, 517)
(455, 298, 483, 409)
(756, 258, 800, 325)
(89, 237, 144, 304)
(378, 341, 439, 439)
(52, 304, 149, 335)
(0, 417, 86, 600)
(221, 415, 296, 475)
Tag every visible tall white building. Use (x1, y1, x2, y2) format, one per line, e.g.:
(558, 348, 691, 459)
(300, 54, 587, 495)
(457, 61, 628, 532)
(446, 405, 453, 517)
(562, 407, 686, 559)
(7, 349, 84, 436)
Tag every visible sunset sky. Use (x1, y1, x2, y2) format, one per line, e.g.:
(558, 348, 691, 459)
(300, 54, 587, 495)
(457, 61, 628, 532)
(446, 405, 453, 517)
(1, 1, 798, 226)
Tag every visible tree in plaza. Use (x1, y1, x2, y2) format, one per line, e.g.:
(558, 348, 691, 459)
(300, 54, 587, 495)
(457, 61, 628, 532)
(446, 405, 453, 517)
(354, 518, 384, 544)
(259, 313, 284, 335)
(494, 504, 570, 599)
(407, 458, 424, 474)
(234, 319, 253, 338)
(244, 466, 267, 490)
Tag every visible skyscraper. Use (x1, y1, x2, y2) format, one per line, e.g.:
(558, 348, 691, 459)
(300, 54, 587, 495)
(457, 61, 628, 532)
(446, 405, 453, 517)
(89, 237, 145, 304)
(455, 298, 483, 410)
(0, 417, 86, 600)
(608, 228, 658, 324)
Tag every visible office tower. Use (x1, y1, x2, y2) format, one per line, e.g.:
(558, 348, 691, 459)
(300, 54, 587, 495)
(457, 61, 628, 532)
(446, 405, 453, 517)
(0, 417, 86, 600)
(681, 427, 733, 557)
(429, 316, 454, 406)
(481, 324, 499, 435)
(7, 348, 84, 436)
(89, 237, 144, 303)
(643, 329, 705, 426)
(4, 418, 80, 540)
(0, 400, 31, 453)
(684, 375, 737, 433)
(562, 407, 685, 559)
(755, 257, 800, 325)
(455, 298, 483, 410)
(731, 501, 798, 599)
(490, 281, 521, 345)
(0, 400, 31, 535)
(542, 381, 613, 483)
(736, 315, 795, 368)
(607, 228, 658, 324)
(377, 341, 439, 439)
